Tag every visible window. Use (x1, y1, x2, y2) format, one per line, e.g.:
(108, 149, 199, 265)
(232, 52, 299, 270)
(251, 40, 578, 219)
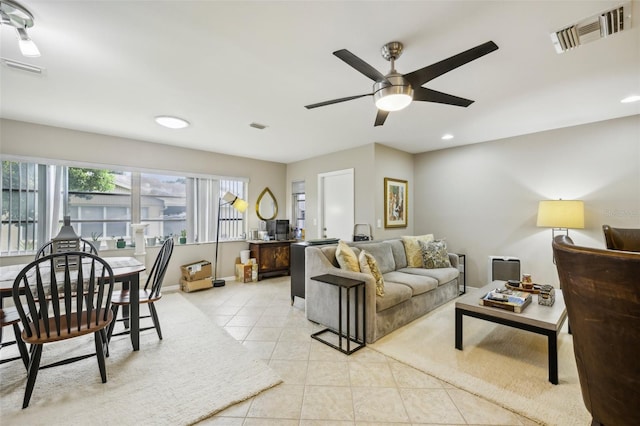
(1, 160, 39, 252)
(1, 158, 247, 255)
(69, 168, 132, 240)
(141, 173, 186, 240)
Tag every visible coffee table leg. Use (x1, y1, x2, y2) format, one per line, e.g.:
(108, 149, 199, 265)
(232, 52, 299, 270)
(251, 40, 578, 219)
(548, 332, 558, 384)
(455, 308, 463, 350)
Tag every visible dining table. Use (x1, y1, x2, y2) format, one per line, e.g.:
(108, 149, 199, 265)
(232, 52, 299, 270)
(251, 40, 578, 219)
(0, 256, 146, 351)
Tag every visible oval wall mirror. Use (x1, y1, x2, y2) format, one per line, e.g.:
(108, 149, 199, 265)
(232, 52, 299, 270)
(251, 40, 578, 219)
(256, 187, 278, 221)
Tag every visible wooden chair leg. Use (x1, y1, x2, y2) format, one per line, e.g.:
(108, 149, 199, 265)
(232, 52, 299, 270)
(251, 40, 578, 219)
(148, 302, 162, 340)
(23, 344, 43, 409)
(94, 331, 107, 383)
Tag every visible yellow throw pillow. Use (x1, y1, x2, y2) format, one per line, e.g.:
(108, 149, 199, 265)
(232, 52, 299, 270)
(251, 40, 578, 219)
(402, 234, 434, 267)
(336, 240, 360, 272)
(359, 250, 385, 296)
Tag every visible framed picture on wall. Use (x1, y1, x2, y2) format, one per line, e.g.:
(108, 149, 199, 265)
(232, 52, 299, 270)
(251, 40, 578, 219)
(384, 177, 408, 228)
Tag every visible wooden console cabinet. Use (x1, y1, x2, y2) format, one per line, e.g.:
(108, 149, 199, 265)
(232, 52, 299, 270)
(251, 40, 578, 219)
(249, 240, 293, 280)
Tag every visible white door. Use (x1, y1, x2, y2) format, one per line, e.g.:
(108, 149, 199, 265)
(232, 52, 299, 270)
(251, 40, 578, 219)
(318, 169, 354, 240)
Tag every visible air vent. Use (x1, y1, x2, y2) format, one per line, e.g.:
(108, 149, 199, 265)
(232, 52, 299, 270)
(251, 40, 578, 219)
(1, 57, 44, 74)
(551, 2, 632, 53)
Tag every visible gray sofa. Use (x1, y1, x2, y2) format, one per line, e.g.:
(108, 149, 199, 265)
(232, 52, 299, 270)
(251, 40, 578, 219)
(305, 238, 460, 343)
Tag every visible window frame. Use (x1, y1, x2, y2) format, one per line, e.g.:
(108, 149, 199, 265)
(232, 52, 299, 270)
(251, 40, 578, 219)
(1, 155, 248, 255)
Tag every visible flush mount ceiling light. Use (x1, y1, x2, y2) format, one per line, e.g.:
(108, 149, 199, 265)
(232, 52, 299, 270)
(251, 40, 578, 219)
(441, 134, 454, 140)
(621, 95, 640, 103)
(0, 0, 40, 57)
(154, 115, 190, 129)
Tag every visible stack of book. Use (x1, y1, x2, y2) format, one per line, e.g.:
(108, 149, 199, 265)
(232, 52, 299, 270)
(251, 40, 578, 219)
(480, 288, 532, 313)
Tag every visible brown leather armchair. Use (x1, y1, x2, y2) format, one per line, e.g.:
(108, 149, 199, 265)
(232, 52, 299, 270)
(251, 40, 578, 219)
(602, 224, 640, 252)
(553, 235, 640, 426)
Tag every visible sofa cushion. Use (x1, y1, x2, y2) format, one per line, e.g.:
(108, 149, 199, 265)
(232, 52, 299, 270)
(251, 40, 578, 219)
(383, 271, 438, 295)
(398, 266, 459, 286)
(402, 234, 434, 267)
(353, 242, 395, 274)
(359, 250, 385, 296)
(375, 281, 412, 312)
(419, 239, 452, 269)
(336, 240, 360, 272)
(387, 239, 408, 269)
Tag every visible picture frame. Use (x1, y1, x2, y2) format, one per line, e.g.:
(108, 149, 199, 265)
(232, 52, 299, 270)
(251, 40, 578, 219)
(384, 177, 408, 228)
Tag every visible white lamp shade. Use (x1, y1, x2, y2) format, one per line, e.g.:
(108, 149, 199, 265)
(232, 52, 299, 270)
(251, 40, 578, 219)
(222, 191, 248, 213)
(537, 200, 584, 229)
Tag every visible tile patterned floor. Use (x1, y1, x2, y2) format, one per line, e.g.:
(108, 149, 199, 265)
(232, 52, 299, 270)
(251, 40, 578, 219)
(181, 276, 538, 426)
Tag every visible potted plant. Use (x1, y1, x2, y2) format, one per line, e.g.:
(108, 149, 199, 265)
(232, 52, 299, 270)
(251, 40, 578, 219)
(90, 232, 102, 249)
(179, 230, 187, 244)
(116, 237, 126, 249)
(105, 236, 117, 250)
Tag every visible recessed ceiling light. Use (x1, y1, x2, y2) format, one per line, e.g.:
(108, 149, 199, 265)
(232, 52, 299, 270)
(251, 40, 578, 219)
(154, 115, 190, 129)
(621, 95, 640, 103)
(441, 134, 454, 140)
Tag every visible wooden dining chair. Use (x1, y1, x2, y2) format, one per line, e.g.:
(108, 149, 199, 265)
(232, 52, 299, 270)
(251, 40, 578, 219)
(12, 252, 115, 409)
(0, 306, 30, 369)
(107, 238, 174, 342)
(35, 238, 98, 259)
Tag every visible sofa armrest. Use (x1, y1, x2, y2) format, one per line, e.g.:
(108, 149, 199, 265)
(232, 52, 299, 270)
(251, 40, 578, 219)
(448, 253, 459, 269)
(305, 246, 377, 343)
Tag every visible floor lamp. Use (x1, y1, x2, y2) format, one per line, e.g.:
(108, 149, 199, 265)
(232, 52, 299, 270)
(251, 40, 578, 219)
(213, 191, 248, 287)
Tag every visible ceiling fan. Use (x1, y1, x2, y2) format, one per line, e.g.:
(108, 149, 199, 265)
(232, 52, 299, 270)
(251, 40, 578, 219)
(305, 40, 499, 126)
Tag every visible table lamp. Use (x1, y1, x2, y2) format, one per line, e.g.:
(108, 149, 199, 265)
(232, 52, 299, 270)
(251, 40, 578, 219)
(537, 199, 585, 239)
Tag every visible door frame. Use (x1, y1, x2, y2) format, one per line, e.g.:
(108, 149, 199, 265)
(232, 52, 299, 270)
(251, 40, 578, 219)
(317, 168, 354, 240)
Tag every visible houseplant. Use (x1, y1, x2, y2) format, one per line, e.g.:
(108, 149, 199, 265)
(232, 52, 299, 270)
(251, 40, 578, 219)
(116, 237, 126, 249)
(179, 230, 187, 244)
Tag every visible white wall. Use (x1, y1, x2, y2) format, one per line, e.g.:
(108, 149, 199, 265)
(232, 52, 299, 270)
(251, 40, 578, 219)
(0, 119, 287, 285)
(413, 115, 640, 287)
(286, 144, 380, 240)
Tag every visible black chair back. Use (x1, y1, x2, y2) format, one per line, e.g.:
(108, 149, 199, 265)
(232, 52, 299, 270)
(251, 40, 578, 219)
(35, 238, 98, 259)
(13, 252, 115, 341)
(144, 238, 174, 299)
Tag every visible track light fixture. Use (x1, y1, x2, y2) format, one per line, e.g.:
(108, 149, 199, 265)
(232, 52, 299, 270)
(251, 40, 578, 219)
(0, 0, 40, 58)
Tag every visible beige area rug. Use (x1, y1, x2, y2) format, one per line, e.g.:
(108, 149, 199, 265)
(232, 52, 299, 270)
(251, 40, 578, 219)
(0, 292, 282, 425)
(370, 294, 590, 425)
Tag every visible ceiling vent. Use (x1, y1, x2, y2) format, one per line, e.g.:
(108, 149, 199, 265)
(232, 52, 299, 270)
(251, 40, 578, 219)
(551, 2, 632, 53)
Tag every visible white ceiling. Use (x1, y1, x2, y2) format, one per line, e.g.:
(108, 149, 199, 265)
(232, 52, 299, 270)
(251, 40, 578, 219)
(1, 1, 639, 164)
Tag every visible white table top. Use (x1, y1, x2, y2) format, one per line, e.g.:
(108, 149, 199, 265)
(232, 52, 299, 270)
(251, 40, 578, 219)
(456, 281, 567, 332)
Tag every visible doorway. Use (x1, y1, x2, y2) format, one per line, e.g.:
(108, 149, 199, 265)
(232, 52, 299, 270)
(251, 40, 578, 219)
(318, 169, 354, 241)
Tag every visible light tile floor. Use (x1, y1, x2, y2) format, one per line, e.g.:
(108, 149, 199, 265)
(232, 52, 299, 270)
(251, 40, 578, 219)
(180, 276, 537, 426)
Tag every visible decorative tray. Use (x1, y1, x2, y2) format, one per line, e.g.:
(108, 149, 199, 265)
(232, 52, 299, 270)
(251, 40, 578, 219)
(505, 282, 541, 294)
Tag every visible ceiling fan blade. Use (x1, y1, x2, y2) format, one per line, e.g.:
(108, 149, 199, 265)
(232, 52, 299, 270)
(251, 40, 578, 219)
(404, 41, 499, 87)
(413, 87, 474, 107)
(305, 93, 372, 109)
(374, 109, 389, 127)
(333, 49, 388, 83)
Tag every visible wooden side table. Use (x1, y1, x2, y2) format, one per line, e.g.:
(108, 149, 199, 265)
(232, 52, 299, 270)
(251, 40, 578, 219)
(310, 274, 366, 355)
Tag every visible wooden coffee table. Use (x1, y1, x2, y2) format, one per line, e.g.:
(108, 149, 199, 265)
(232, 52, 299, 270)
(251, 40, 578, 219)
(455, 281, 568, 384)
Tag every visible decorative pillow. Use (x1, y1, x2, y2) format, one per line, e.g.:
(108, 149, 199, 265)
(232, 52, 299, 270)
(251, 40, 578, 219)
(336, 240, 360, 272)
(359, 250, 385, 296)
(402, 234, 434, 267)
(419, 239, 452, 269)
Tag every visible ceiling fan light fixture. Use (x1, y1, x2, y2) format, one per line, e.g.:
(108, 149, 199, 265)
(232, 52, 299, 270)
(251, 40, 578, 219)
(374, 85, 413, 112)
